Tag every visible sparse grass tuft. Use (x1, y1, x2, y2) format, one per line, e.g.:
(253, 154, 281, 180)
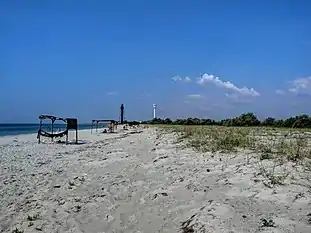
(27, 213, 40, 221)
(170, 126, 253, 152)
(159, 125, 311, 187)
(160, 125, 311, 162)
(258, 160, 290, 187)
(260, 153, 273, 161)
(12, 228, 23, 233)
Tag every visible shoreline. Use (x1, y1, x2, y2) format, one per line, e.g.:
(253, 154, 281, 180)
(0, 127, 105, 139)
(0, 124, 97, 137)
(0, 128, 108, 146)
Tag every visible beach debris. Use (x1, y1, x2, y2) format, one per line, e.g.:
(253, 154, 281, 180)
(307, 213, 311, 224)
(56, 168, 63, 174)
(11, 227, 24, 233)
(37, 161, 47, 167)
(180, 214, 197, 233)
(106, 214, 114, 222)
(72, 205, 82, 213)
(68, 180, 75, 187)
(3, 179, 10, 185)
(152, 192, 168, 200)
(55, 153, 62, 159)
(203, 186, 210, 192)
(74, 175, 86, 182)
(153, 155, 168, 163)
(35, 224, 43, 231)
(58, 199, 66, 205)
(67, 175, 85, 188)
(180, 223, 194, 233)
(186, 182, 203, 192)
(92, 193, 106, 198)
(24, 198, 37, 205)
(26, 212, 40, 221)
(293, 192, 305, 202)
(260, 218, 276, 228)
(260, 153, 273, 160)
(224, 178, 232, 186)
(128, 130, 143, 134)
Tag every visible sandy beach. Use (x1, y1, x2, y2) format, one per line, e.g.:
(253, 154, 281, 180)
(1, 126, 311, 233)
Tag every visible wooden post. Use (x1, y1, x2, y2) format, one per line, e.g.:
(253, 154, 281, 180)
(38, 119, 42, 144)
(66, 131, 68, 144)
(109, 121, 111, 133)
(51, 119, 54, 142)
(76, 128, 78, 144)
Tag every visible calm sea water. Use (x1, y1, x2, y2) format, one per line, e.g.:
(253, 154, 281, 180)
(0, 123, 95, 137)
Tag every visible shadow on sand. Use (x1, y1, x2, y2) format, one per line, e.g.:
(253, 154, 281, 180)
(38, 140, 89, 145)
(55, 140, 88, 145)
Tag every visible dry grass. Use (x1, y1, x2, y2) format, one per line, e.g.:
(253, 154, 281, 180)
(158, 125, 311, 187)
(160, 125, 311, 158)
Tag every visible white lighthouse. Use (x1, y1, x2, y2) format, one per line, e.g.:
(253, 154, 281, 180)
(153, 104, 157, 119)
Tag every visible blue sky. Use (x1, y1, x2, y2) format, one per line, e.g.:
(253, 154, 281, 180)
(1, 0, 311, 122)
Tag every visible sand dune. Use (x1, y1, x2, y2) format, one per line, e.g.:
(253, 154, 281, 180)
(1, 127, 311, 233)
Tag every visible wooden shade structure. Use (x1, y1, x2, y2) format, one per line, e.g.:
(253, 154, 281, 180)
(37, 115, 78, 144)
(91, 119, 117, 133)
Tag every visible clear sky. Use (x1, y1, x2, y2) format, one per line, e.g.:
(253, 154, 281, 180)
(1, 0, 311, 123)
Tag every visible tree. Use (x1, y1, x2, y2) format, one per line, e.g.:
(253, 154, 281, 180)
(261, 117, 276, 126)
(292, 115, 311, 128)
(164, 118, 172, 124)
(140, 112, 311, 129)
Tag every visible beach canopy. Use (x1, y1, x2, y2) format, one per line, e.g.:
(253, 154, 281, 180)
(91, 119, 117, 133)
(37, 115, 78, 144)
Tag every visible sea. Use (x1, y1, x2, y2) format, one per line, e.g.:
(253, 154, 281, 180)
(0, 123, 95, 137)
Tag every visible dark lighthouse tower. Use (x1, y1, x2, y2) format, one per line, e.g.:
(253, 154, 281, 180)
(120, 104, 124, 124)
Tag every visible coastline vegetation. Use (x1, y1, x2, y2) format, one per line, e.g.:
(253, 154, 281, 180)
(147, 113, 311, 188)
(146, 112, 311, 157)
(142, 112, 311, 128)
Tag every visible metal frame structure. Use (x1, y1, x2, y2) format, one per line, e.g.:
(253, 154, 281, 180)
(37, 115, 78, 144)
(91, 119, 117, 133)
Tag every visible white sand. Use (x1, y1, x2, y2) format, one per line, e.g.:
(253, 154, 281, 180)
(1, 127, 311, 233)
